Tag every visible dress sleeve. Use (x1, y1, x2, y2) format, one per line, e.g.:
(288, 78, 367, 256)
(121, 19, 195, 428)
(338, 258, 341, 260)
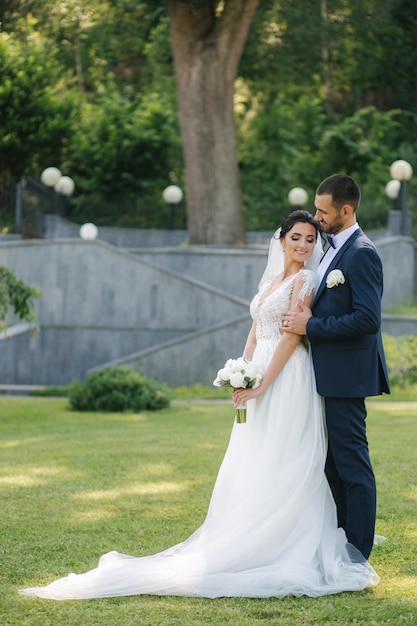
(298, 269, 317, 302)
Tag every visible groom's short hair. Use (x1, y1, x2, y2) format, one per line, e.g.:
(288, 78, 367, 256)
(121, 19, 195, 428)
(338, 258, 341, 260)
(316, 174, 361, 211)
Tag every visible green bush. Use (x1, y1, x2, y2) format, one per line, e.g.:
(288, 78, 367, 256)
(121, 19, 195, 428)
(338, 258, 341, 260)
(382, 334, 417, 386)
(68, 366, 170, 412)
(30, 385, 70, 397)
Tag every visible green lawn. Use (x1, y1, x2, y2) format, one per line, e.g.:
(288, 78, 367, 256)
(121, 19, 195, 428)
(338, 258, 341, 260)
(1, 397, 416, 625)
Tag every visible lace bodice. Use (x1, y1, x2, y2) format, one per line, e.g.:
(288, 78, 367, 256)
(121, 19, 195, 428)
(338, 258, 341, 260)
(250, 269, 316, 345)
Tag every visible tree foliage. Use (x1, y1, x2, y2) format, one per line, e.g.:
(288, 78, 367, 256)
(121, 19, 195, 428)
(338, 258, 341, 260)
(0, 21, 76, 179)
(67, 89, 183, 227)
(238, 97, 417, 231)
(0, 266, 41, 332)
(1, 0, 417, 237)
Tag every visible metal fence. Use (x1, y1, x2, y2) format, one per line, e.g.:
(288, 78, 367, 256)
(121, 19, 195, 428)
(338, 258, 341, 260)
(0, 174, 16, 234)
(0, 175, 68, 238)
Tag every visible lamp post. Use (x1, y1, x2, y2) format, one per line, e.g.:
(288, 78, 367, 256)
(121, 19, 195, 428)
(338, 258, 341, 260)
(386, 159, 413, 236)
(14, 168, 75, 236)
(163, 185, 183, 230)
(41, 167, 75, 215)
(15, 179, 24, 234)
(288, 187, 308, 209)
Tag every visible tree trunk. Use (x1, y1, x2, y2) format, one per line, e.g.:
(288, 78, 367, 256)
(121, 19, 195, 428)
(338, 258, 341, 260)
(168, 0, 260, 244)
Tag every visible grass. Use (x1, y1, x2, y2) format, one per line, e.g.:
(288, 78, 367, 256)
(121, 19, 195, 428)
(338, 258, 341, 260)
(29, 382, 233, 400)
(1, 396, 416, 625)
(31, 381, 417, 402)
(370, 383, 417, 402)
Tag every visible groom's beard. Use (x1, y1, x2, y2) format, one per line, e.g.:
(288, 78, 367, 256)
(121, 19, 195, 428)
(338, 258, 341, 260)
(322, 214, 344, 235)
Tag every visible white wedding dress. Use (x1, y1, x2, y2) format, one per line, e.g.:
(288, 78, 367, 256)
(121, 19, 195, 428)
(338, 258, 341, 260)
(20, 269, 379, 600)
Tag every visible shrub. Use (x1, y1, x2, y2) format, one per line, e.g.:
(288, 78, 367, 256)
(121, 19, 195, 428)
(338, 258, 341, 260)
(68, 366, 170, 412)
(382, 334, 417, 386)
(30, 385, 70, 397)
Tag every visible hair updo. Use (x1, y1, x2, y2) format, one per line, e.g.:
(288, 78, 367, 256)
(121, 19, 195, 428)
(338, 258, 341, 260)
(279, 210, 320, 241)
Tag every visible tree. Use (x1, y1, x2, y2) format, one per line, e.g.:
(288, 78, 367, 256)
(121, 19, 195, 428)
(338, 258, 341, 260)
(2, 0, 417, 238)
(167, 0, 260, 244)
(0, 24, 76, 183)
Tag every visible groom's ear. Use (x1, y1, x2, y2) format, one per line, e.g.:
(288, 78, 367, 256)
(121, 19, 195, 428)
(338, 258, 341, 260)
(341, 204, 354, 220)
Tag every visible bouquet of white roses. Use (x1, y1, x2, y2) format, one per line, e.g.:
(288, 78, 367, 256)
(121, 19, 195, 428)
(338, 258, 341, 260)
(213, 357, 263, 423)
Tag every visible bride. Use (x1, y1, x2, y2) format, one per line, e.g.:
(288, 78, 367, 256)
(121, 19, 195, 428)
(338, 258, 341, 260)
(19, 210, 379, 600)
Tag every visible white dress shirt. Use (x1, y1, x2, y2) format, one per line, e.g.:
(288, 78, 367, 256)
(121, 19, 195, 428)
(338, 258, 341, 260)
(316, 223, 360, 285)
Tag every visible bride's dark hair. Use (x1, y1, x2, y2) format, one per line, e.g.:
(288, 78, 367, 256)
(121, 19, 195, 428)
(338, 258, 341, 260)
(279, 210, 321, 241)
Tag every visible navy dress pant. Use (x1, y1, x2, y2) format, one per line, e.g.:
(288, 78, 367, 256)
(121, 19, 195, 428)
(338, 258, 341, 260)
(324, 397, 376, 560)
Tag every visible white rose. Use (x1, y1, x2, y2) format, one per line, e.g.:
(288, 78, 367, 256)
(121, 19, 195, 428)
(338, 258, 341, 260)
(252, 373, 263, 389)
(326, 269, 345, 288)
(219, 366, 233, 381)
(244, 362, 259, 379)
(232, 356, 247, 372)
(230, 372, 245, 388)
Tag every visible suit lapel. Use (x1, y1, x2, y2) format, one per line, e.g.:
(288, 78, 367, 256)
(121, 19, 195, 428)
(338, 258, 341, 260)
(312, 228, 363, 306)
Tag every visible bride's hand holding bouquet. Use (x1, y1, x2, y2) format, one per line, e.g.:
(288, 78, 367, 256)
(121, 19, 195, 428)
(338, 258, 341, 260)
(213, 357, 263, 423)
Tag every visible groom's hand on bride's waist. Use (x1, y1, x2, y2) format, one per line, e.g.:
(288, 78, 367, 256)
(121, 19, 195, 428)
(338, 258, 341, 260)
(283, 301, 312, 336)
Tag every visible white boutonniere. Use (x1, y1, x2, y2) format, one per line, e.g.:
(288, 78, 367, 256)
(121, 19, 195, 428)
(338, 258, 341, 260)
(326, 269, 345, 288)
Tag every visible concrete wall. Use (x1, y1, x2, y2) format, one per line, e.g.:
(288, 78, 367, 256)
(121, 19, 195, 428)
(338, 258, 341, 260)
(131, 236, 416, 308)
(376, 236, 416, 310)
(131, 246, 268, 301)
(38, 216, 417, 305)
(0, 227, 415, 387)
(381, 315, 417, 336)
(0, 239, 250, 385)
(89, 315, 251, 387)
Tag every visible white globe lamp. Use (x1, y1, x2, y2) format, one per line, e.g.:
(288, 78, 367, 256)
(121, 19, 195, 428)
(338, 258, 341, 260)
(163, 185, 183, 204)
(80, 223, 98, 240)
(390, 159, 413, 181)
(385, 179, 401, 200)
(55, 176, 75, 196)
(288, 187, 308, 208)
(41, 167, 62, 188)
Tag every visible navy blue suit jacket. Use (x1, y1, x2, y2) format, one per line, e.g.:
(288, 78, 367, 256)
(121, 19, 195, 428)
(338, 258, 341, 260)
(307, 228, 390, 398)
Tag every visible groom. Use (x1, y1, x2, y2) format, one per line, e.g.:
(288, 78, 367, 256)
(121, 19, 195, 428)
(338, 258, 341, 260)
(284, 174, 390, 560)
